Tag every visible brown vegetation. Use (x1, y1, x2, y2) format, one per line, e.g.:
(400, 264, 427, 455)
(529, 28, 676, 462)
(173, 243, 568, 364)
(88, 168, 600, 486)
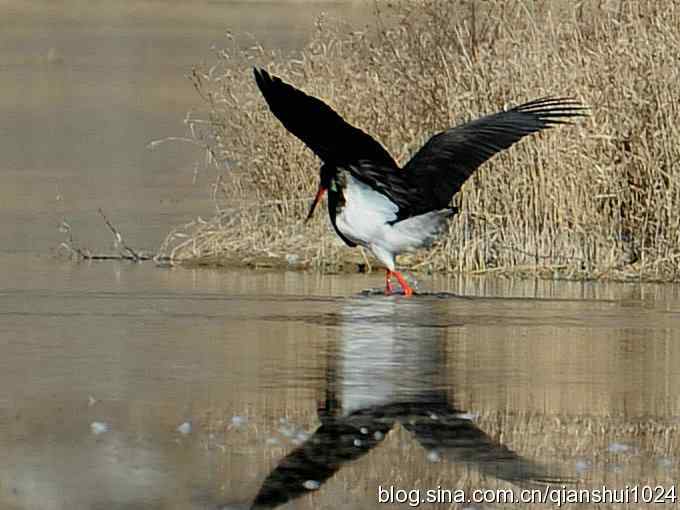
(159, 0, 680, 281)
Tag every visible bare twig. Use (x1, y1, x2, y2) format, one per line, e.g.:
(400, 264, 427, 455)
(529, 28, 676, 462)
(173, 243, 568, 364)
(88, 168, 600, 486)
(98, 208, 141, 262)
(58, 220, 90, 260)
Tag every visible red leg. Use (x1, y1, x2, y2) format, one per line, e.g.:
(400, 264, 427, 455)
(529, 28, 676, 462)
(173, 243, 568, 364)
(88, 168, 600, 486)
(393, 271, 414, 297)
(384, 270, 394, 295)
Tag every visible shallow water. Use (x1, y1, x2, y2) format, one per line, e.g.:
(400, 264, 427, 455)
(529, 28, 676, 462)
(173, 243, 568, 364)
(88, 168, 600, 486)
(0, 0, 369, 255)
(3, 2, 680, 509)
(2, 264, 680, 509)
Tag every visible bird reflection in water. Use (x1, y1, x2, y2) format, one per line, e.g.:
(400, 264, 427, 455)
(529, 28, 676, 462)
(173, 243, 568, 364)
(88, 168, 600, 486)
(249, 297, 566, 509)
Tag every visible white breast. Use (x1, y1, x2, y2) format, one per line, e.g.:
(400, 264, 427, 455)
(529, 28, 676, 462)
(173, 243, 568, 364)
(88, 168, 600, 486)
(333, 172, 452, 270)
(334, 172, 398, 247)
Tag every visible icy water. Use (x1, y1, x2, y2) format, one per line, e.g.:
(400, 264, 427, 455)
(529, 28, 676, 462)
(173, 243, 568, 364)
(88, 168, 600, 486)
(3, 1, 680, 509)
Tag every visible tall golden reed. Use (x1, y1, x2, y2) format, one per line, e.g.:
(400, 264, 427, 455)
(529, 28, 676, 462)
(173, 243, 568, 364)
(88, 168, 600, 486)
(159, 0, 680, 281)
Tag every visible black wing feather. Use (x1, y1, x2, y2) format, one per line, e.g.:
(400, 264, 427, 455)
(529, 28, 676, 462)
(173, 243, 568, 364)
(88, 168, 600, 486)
(402, 97, 587, 212)
(255, 69, 586, 219)
(253, 68, 398, 169)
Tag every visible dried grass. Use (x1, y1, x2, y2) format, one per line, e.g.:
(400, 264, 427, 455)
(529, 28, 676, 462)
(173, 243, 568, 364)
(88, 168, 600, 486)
(159, 0, 680, 281)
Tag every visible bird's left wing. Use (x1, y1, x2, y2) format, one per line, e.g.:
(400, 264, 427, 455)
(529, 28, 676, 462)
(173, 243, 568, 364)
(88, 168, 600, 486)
(254, 68, 398, 169)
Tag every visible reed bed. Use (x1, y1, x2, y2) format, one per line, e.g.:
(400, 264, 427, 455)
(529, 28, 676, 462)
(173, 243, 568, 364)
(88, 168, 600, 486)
(159, 0, 680, 281)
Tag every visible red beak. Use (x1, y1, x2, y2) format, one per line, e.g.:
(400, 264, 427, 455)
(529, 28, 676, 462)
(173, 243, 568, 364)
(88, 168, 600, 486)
(305, 186, 326, 222)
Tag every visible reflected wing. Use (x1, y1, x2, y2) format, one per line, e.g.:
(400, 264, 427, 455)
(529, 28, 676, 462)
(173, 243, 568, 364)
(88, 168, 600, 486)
(251, 420, 393, 509)
(403, 97, 587, 212)
(401, 404, 569, 487)
(253, 68, 398, 169)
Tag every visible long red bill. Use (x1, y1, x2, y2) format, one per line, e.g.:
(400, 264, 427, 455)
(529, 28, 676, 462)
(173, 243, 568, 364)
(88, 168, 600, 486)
(305, 186, 326, 222)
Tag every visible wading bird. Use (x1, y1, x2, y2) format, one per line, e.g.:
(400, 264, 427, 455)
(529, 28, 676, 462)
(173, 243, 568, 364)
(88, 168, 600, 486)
(254, 68, 585, 296)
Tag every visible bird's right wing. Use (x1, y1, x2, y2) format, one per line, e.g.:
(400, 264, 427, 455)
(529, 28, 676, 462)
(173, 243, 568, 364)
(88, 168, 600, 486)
(402, 97, 587, 212)
(254, 68, 398, 169)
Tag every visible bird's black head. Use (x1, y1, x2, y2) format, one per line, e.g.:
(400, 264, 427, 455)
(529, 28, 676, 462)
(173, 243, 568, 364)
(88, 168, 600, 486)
(306, 163, 335, 222)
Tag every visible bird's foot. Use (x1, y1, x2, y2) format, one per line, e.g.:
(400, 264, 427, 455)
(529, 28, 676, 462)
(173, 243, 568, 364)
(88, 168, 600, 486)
(393, 271, 414, 297)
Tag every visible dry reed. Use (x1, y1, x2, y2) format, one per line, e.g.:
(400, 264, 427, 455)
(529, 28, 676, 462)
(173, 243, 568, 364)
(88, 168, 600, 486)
(159, 0, 680, 281)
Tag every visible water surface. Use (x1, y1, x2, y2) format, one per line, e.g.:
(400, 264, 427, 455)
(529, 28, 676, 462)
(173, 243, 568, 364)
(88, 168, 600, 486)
(0, 0, 369, 254)
(2, 268, 680, 508)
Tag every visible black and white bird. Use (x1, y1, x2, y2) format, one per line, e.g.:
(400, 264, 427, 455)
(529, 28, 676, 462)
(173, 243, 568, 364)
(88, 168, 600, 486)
(254, 68, 585, 295)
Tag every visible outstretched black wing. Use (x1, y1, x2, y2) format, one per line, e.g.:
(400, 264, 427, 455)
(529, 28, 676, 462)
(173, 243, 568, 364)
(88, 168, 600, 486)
(253, 68, 398, 169)
(402, 97, 587, 212)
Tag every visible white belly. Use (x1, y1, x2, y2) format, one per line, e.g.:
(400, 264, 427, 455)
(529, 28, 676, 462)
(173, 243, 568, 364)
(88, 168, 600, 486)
(334, 173, 398, 248)
(333, 173, 452, 269)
